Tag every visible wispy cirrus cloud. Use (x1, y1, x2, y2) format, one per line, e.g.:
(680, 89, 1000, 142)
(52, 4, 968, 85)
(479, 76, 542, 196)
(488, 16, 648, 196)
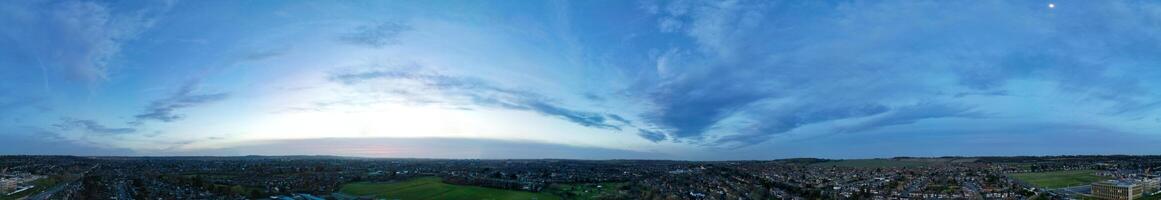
(0, 0, 173, 86)
(840, 102, 985, 134)
(160, 137, 667, 159)
(328, 65, 627, 131)
(0, 126, 133, 156)
(0, 90, 44, 114)
(133, 81, 230, 124)
(705, 103, 894, 148)
(55, 118, 136, 135)
(338, 21, 410, 48)
(624, 0, 1161, 147)
(5, 0, 1161, 158)
(636, 129, 667, 143)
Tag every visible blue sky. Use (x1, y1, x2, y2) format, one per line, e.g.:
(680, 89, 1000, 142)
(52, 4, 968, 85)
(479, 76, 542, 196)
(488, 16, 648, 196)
(2, 0, 1160, 160)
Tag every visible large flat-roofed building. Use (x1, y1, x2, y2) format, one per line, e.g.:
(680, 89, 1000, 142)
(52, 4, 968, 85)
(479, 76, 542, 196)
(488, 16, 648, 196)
(1144, 178, 1159, 190)
(0, 179, 14, 192)
(1092, 180, 1145, 200)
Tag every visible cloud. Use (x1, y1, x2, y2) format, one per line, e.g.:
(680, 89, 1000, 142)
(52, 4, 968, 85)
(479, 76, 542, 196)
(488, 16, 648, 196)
(338, 21, 410, 48)
(241, 48, 286, 61)
(953, 90, 1009, 98)
(133, 81, 230, 124)
(158, 137, 668, 159)
(0, 0, 171, 86)
(636, 129, 667, 143)
(54, 118, 136, 135)
(0, 129, 133, 156)
(712, 103, 893, 148)
(773, 123, 1161, 159)
(6, 0, 1161, 157)
(622, 0, 1161, 147)
(607, 114, 631, 125)
(522, 101, 622, 130)
(841, 102, 984, 133)
(0, 98, 40, 111)
(0, 90, 43, 113)
(328, 66, 627, 131)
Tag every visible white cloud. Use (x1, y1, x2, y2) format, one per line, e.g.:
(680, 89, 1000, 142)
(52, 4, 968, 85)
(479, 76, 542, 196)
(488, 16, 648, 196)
(4, 0, 171, 86)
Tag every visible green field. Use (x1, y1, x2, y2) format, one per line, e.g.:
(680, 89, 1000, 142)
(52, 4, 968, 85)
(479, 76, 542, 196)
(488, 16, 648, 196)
(1008, 170, 1109, 189)
(545, 182, 629, 199)
(340, 177, 560, 200)
(0, 177, 59, 200)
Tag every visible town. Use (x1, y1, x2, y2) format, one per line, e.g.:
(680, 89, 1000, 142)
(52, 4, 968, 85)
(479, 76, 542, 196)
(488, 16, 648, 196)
(0, 155, 1158, 200)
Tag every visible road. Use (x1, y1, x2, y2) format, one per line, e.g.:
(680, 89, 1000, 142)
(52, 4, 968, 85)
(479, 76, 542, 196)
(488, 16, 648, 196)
(114, 180, 131, 200)
(22, 164, 99, 200)
(1053, 185, 1091, 197)
(22, 182, 72, 200)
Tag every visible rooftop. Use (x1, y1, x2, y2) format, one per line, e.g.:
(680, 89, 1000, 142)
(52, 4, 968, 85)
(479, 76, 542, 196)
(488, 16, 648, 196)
(1098, 179, 1141, 187)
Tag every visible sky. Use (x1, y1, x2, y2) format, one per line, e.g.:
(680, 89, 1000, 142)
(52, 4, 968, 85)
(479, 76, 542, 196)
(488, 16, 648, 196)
(2, 0, 1161, 160)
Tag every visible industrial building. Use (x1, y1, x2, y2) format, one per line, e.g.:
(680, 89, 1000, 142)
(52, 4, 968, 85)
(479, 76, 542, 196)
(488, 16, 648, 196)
(1092, 180, 1145, 200)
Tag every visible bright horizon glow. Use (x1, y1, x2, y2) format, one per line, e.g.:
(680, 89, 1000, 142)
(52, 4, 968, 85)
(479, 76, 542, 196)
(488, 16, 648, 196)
(2, 0, 1161, 160)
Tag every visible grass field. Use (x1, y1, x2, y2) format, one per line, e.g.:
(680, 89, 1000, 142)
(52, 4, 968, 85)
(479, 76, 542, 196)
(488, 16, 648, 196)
(340, 177, 560, 200)
(1008, 170, 1109, 189)
(546, 182, 628, 199)
(0, 177, 58, 200)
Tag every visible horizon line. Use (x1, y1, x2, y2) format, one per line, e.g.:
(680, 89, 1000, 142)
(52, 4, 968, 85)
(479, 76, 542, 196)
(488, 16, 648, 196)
(2, 153, 1159, 161)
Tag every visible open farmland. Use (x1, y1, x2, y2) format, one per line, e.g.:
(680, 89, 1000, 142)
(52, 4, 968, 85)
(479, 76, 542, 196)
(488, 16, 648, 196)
(1009, 170, 1109, 189)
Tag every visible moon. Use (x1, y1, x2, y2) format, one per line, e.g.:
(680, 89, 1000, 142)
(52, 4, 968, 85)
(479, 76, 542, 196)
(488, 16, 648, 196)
(1048, 3, 1055, 8)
